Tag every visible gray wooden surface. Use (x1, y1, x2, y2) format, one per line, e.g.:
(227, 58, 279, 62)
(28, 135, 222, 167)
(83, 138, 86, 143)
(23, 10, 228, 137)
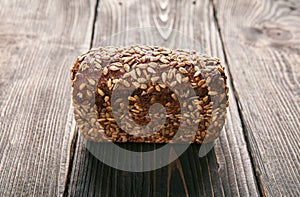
(213, 0, 300, 196)
(0, 0, 299, 196)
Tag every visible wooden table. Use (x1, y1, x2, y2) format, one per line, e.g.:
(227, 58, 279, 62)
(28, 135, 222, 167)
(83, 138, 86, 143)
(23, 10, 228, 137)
(0, 0, 299, 196)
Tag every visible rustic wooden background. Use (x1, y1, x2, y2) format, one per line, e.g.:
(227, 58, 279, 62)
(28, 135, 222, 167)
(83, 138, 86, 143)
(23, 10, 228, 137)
(0, 0, 299, 196)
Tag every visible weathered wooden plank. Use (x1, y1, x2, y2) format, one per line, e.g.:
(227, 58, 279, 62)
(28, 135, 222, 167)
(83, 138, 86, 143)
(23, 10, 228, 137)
(0, 0, 96, 196)
(68, 133, 227, 197)
(213, 0, 300, 196)
(66, 0, 259, 196)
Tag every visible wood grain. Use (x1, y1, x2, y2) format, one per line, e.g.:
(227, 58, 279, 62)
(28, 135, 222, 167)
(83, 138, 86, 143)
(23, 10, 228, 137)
(66, 0, 259, 196)
(0, 0, 96, 196)
(67, 133, 227, 197)
(213, 0, 300, 196)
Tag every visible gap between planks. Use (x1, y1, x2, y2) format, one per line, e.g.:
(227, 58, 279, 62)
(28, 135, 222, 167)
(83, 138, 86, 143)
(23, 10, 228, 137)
(210, 0, 265, 196)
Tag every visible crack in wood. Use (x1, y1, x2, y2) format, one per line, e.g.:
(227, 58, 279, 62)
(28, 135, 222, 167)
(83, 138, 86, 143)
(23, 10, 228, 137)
(90, 0, 100, 49)
(62, 0, 100, 195)
(62, 128, 79, 197)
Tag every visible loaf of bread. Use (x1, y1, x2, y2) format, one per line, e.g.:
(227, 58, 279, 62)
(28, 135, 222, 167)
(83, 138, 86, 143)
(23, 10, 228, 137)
(70, 45, 229, 144)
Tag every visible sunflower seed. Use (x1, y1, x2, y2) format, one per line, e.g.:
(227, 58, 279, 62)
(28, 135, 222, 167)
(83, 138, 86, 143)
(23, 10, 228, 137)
(185, 61, 193, 65)
(97, 88, 105, 96)
(141, 91, 147, 96)
(131, 109, 140, 113)
(113, 62, 123, 67)
(137, 64, 147, 69)
(176, 73, 182, 83)
(142, 70, 150, 80)
(147, 67, 156, 73)
(177, 62, 185, 68)
(110, 66, 120, 71)
(182, 77, 189, 83)
(207, 109, 212, 114)
(128, 59, 136, 66)
(87, 78, 96, 85)
(179, 67, 188, 74)
(87, 90, 93, 98)
(198, 80, 205, 87)
(159, 64, 169, 69)
(128, 48, 135, 54)
(137, 78, 147, 83)
(188, 105, 194, 111)
(104, 96, 110, 102)
(80, 63, 89, 71)
(79, 83, 86, 90)
(115, 98, 123, 103)
(170, 81, 177, 87)
(197, 105, 203, 111)
(122, 56, 134, 63)
(204, 104, 212, 109)
(129, 70, 137, 80)
(132, 82, 140, 88)
(103, 67, 108, 75)
(178, 55, 187, 61)
(206, 77, 211, 84)
(131, 63, 138, 69)
(147, 86, 154, 93)
(194, 70, 201, 77)
(128, 96, 136, 101)
(169, 61, 178, 67)
(141, 56, 147, 63)
(151, 77, 159, 83)
(159, 84, 166, 88)
(162, 72, 167, 83)
(122, 51, 132, 56)
(124, 64, 130, 72)
(107, 78, 112, 88)
(152, 51, 160, 56)
(140, 84, 147, 89)
(160, 50, 171, 55)
(88, 128, 93, 135)
(149, 62, 157, 68)
(134, 46, 141, 53)
(165, 102, 171, 107)
(77, 92, 83, 99)
(159, 57, 169, 64)
(136, 68, 141, 76)
(171, 93, 177, 100)
(122, 80, 130, 88)
(209, 91, 218, 96)
(113, 79, 119, 84)
(123, 72, 131, 78)
(219, 94, 225, 102)
(167, 69, 173, 80)
(95, 62, 102, 69)
(155, 85, 161, 92)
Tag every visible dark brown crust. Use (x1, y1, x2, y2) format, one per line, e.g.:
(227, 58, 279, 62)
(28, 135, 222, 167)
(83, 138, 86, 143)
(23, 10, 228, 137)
(70, 45, 229, 144)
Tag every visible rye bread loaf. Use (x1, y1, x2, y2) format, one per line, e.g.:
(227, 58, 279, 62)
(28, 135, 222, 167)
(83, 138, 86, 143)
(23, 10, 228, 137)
(70, 45, 229, 144)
